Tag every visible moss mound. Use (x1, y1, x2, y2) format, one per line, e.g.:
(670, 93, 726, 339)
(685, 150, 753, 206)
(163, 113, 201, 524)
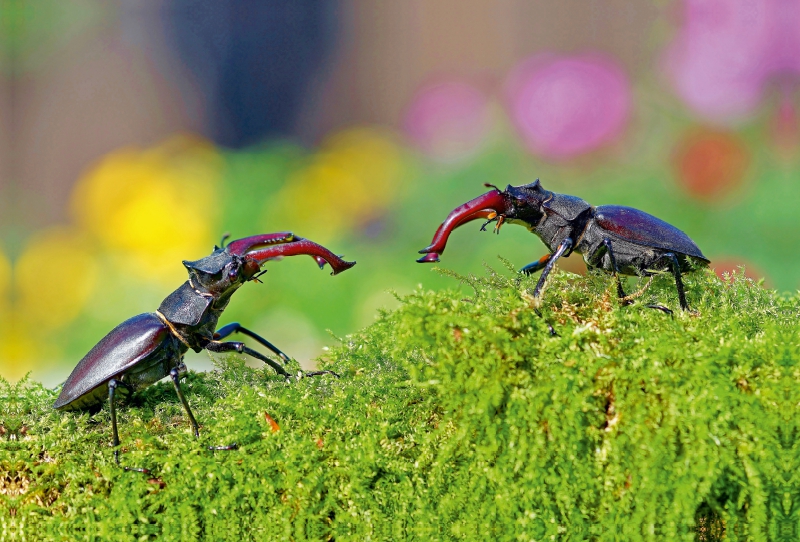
(1, 265, 798, 541)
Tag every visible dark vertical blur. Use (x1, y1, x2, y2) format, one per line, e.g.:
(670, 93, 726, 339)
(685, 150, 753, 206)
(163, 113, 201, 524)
(164, 0, 339, 148)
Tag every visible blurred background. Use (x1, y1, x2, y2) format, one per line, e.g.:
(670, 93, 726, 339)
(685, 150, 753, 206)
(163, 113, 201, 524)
(1, 0, 797, 383)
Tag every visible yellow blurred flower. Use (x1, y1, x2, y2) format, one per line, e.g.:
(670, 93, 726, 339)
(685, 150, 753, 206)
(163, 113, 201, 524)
(0, 228, 98, 379)
(70, 134, 223, 281)
(15, 227, 98, 329)
(268, 126, 406, 242)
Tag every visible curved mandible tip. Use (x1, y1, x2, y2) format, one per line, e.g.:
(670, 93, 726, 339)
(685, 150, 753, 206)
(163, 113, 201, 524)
(241, 236, 356, 275)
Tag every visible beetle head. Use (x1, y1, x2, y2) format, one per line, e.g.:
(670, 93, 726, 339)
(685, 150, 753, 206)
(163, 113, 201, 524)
(183, 249, 257, 297)
(417, 180, 551, 262)
(500, 180, 550, 225)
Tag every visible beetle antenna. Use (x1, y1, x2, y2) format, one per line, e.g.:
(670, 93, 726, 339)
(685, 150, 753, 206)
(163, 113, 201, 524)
(483, 183, 502, 193)
(220, 233, 231, 248)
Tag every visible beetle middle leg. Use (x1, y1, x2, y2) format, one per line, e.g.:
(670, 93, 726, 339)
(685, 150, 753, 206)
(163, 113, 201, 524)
(639, 253, 691, 313)
(169, 367, 200, 438)
(587, 238, 628, 303)
(168, 367, 238, 451)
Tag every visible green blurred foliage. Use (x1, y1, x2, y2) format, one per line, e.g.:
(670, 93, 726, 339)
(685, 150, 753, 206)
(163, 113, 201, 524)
(2, 268, 798, 540)
(0, 0, 105, 75)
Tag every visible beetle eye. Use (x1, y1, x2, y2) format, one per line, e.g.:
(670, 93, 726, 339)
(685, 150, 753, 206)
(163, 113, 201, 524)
(228, 268, 238, 280)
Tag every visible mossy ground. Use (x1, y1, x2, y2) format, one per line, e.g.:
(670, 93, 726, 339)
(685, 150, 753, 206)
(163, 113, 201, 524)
(1, 265, 798, 541)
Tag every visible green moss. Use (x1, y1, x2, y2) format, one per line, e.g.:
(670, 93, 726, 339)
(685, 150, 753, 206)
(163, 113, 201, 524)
(1, 266, 798, 541)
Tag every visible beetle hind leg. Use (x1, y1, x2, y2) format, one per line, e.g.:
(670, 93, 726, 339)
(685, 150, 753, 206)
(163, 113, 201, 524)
(108, 379, 151, 474)
(665, 252, 690, 311)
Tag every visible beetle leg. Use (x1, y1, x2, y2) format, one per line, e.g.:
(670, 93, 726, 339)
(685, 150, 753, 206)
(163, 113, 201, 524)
(169, 368, 200, 438)
(168, 368, 238, 451)
(108, 379, 150, 473)
(664, 252, 690, 311)
(108, 379, 121, 465)
(646, 304, 674, 315)
(214, 323, 290, 363)
(304, 370, 341, 378)
(520, 254, 552, 276)
(532, 238, 573, 299)
(588, 238, 628, 303)
(206, 340, 292, 378)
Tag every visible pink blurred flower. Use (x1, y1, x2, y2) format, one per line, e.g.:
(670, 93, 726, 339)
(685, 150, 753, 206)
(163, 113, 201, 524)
(403, 81, 491, 162)
(505, 53, 632, 159)
(664, 0, 800, 120)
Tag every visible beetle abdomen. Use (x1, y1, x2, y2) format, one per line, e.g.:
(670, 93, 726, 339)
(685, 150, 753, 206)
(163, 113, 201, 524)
(593, 205, 708, 262)
(53, 313, 178, 411)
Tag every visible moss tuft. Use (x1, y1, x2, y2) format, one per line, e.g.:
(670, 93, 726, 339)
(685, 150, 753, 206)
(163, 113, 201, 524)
(1, 265, 798, 540)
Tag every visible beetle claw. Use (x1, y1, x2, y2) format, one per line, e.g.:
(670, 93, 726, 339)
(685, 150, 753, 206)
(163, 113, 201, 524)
(416, 253, 440, 263)
(123, 466, 152, 474)
(646, 304, 674, 316)
(304, 370, 340, 378)
(208, 443, 238, 451)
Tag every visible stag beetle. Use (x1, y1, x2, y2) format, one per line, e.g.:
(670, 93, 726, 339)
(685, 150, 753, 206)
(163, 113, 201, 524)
(54, 232, 356, 468)
(417, 180, 708, 311)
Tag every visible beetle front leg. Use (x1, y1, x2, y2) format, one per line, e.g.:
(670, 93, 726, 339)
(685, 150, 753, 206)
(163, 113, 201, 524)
(206, 340, 339, 379)
(206, 340, 292, 378)
(520, 254, 551, 276)
(214, 323, 290, 363)
(532, 238, 573, 299)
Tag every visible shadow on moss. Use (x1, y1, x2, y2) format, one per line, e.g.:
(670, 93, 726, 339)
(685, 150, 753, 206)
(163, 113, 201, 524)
(1, 264, 798, 541)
